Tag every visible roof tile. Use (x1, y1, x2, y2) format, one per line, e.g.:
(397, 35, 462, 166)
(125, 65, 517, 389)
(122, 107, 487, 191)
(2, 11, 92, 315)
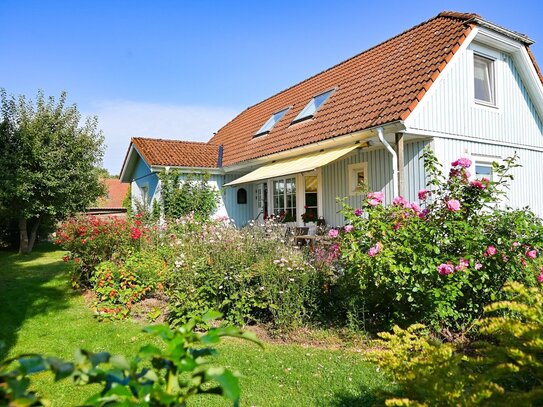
(132, 138, 220, 168)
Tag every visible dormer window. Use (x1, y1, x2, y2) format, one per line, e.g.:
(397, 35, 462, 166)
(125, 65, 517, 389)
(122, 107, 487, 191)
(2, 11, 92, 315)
(254, 108, 289, 137)
(292, 89, 335, 124)
(474, 54, 495, 105)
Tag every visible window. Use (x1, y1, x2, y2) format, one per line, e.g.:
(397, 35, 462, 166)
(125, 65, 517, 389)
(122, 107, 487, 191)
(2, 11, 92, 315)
(237, 188, 247, 204)
(292, 89, 335, 123)
(303, 176, 318, 223)
(273, 177, 296, 221)
(475, 163, 493, 181)
(254, 108, 289, 137)
(474, 54, 495, 105)
(348, 162, 368, 195)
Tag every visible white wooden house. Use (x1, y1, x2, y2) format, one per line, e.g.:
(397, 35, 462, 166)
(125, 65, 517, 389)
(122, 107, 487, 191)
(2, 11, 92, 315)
(120, 11, 543, 227)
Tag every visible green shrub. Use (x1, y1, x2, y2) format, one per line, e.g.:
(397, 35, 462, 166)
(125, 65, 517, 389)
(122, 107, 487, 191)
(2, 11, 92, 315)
(367, 282, 543, 406)
(0, 312, 260, 406)
(336, 148, 543, 332)
(167, 218, 328, 329)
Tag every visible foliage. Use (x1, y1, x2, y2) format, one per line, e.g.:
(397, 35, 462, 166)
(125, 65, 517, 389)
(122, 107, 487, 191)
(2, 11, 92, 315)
(55, 215, 151, 288)
(159, 171, 220, 222)
(367, 282, 543, 406)
(0, 311, 260, 406)
(167, 217, 329, 330)
(0, 89, 106, 253)
(336, 147, 543, 332)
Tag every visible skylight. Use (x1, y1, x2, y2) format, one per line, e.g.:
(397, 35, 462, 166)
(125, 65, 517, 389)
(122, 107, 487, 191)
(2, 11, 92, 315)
(254, 108, 290, 137)
(292, 89, 335, 123)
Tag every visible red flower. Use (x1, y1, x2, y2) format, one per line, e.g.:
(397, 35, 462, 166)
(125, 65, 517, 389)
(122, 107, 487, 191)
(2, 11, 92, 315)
(130, 227, 142, 240)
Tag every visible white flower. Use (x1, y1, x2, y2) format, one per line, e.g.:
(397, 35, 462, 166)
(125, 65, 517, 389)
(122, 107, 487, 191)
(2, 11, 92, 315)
(289, 278, 295, 282)
(259, 286, 265, 291)
(219, 285, 223, 289)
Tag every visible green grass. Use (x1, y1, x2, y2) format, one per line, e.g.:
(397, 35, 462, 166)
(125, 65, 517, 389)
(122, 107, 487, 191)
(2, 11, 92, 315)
(0, 244, 390, 406)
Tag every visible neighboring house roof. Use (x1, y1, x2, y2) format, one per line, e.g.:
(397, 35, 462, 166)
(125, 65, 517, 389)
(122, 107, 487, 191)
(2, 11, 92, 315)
(92, 178, 129, 209)
(209, 11, 479, 166)
(131, 137, 221, 168)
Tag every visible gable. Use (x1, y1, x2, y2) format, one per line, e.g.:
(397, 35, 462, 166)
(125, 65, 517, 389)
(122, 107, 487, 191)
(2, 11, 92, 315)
(210, 12, 476, 167)
(405, 35, 543, 148)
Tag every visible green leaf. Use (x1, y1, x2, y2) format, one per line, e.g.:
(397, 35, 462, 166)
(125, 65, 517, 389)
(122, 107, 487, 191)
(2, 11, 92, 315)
(205, 367, 240, 402)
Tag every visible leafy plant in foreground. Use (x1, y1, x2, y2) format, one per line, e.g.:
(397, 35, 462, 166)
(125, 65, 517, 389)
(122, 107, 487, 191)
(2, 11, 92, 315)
(0, 311, 260, 406)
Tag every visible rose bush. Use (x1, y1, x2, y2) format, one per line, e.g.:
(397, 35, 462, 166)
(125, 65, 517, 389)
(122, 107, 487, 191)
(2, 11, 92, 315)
(335, 147, 543, 332)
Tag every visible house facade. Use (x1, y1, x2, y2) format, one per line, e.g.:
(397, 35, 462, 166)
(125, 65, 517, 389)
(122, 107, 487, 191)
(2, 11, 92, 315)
(120, 11, 543, 227)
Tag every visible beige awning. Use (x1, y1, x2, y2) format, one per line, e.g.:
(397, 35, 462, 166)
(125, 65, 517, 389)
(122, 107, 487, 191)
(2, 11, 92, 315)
(224, 144, 359, 186)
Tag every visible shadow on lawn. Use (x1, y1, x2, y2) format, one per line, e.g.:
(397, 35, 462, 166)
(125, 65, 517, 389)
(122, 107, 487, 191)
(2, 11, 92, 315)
(0, 243, 74, 359)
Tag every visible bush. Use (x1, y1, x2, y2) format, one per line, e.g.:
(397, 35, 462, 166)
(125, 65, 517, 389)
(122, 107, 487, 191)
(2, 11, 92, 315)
(0, 312, 260, 406)
(92, 251, 170, 319)
(55, 214, 152, 287)
(335, 148, 543, 332)
(367, 282, 543, 406)
(166, 217, 328, 330)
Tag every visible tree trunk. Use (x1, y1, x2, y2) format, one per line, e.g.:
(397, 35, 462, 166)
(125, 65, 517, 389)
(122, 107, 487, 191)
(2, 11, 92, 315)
(18, 217, 41, 254)
(18, 218, 29, 254)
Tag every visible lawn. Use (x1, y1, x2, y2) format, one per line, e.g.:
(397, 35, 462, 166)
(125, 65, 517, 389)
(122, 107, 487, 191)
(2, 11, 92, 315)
(0, 244, 390, 406)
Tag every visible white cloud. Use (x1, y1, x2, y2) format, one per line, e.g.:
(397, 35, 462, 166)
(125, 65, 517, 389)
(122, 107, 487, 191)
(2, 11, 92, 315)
(84, 100, 239, 174)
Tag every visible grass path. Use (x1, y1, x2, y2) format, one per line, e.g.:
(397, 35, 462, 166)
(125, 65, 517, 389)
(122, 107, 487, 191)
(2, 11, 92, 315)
(0, 244, 390, 406)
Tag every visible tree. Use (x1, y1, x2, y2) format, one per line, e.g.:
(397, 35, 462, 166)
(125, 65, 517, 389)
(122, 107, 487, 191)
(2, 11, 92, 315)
(0, 89, 106, 254)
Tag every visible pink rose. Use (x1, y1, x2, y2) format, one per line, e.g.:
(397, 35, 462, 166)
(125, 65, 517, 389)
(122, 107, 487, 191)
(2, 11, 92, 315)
(393, 196, 409, 207)
(368, 199, 381, 207)
(437, 263, 455, 275)
(410, 202, 421, 213)
(451, 157, 472, 168)
(485, 245, 497, 257)
(538, 272, 543, 283)
(368, 243, 382, 257)
(475, 262, 483, 270)
(418, 189, 430, 200)
(354, 208, 362, 216)
(446, 199, 461, 211)
(526, 249, 537, 259)
(456, 258, 469, 271)
(328, 229, 339, 238)
(344, 225, 354, 233)
(470, 180, 486, 190)
(367, 191, 385, 203)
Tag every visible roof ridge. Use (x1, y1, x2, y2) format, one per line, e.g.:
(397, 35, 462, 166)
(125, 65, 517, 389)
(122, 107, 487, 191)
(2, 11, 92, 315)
(132, 137, 218, 146)
(209, 11, 477, 144)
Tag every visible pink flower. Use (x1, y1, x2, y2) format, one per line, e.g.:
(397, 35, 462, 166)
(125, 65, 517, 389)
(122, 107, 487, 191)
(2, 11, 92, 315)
(526, 249, 537, 259)
(437, 263, 455, 275)
(368, 199, 381, 207)
(410, 202, 421, 213)
(418, 208, 429, 219)
(418, 189, 430, 200)
(485, 245, 497, 257)
(344, 225, 354, 233)
(446, 199, 461, 211)
(470, 180, 486, 190)
(367, 191, 385, 203)
(328, 229, 339, 238)
(538, 272, 543, 283)
(513, 242, 520, 248)
(393, 196, 409, 207)
(475, 262, 483, 270)
(354, 208, 362, 216)
(393, 222, 401, 230)
(456, 258, 469, 271)
(368, 242, 383, 257)
(451, 157, 472, 168)
(521, 258, 527, 267)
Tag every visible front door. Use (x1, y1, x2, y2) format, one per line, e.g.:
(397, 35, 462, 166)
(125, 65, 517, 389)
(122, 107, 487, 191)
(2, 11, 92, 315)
(254, 182, 268, 222)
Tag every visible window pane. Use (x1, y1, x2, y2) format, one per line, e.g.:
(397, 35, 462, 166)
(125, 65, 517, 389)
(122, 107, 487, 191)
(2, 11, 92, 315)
(293, 89, 334, 122)
(474, 56, 493, 104)
(475, 164, 493, 181)
(305, 192, 317, 207)
(255, 108, 289, 136)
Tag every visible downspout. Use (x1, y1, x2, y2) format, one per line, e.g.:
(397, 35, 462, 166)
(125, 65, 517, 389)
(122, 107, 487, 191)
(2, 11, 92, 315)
(377, 127, 399, 198)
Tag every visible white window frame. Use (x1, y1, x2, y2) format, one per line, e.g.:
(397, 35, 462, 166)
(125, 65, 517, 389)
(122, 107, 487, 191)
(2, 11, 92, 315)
(270, 176, 297, 220)
(348, 162, 368, 196)
(473, 53, 496, 106)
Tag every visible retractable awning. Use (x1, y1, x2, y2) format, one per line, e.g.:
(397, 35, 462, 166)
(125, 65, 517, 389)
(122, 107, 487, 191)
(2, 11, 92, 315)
(224, 144, 359, 186)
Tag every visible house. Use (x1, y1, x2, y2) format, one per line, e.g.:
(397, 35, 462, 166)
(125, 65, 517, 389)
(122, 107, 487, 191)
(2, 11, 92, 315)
(86, 178, 130, 218)
(120, 11, 543, 227)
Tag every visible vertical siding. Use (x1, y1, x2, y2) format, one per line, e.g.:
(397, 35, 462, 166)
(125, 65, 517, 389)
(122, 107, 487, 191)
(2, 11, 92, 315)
(436, 138, 543, 216)
(131, 156, 159, 208)
(220, 174, 254, 227)
(407, 45, 543, 147)
(321, 141, 428, 226)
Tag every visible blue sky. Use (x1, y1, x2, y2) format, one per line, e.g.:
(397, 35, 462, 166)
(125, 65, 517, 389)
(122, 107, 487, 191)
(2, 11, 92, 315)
(1, 1, 542, 173)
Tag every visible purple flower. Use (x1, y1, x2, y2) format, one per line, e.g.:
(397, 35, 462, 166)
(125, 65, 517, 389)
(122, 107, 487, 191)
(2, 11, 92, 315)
(344, 224, 354, 233)
(328, 229, 339, 238)
(446, 199, 461, 211)
(418, 208, 429, 219)
(354, 208, 363, 216)
(418, 189, 430, 200)
(437, 263, 455, 275)
(451, 157, 472, 168)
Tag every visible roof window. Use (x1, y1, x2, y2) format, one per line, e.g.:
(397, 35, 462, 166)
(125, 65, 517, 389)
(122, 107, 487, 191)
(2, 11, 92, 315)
(254, 108, 290, 137)
(292, 89, 335, 123)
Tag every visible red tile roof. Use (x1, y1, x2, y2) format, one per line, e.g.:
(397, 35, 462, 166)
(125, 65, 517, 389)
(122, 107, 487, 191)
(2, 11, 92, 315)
(132, 137, 220, 168)
(210, 11, 479, 166)
(95, 178, 129, 209)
